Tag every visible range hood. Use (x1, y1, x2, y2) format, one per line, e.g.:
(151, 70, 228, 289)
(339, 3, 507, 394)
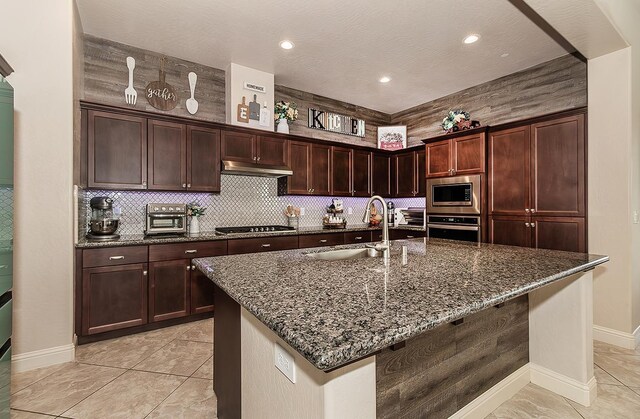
(221, 160, 293, 177)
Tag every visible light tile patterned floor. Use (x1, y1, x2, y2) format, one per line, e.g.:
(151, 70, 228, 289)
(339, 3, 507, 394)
(10, 319, 216, 418)
(9, 322, 640, 418)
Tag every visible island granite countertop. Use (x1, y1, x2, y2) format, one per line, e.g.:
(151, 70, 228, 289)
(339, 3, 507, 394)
(75, 224, 425, 248)
(193, 238, 608, 371)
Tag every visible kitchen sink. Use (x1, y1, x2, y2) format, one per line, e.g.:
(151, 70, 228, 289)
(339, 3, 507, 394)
(305, 247, 387, 261)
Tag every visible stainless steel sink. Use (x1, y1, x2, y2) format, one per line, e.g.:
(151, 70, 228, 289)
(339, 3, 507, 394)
(305, 247, 386, 261)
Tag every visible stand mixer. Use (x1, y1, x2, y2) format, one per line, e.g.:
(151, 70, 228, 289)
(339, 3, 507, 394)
(86, 196, 120, 241)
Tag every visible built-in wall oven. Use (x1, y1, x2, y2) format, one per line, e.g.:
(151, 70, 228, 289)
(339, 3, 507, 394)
(426, 175, 482, 243)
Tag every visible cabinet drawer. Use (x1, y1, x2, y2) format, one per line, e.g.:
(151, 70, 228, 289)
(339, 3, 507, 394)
(227, 236, 298, 255)
(83, 246, 148, 268)
(390, 229, 426, 240)
(299, 233, 344, 248)
(149, 241, 228, 262)
(344, 231, 373, 244)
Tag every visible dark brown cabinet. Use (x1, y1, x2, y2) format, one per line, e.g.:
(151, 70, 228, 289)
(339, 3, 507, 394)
(393, 149, 425, 197)
(191, 268, 216, 314)
(331, 146, 353, 196)
(426, 132, 485, 178)
(372, 153, 391, 197)
(227, 236, 299, 255)
(148, 120, 187, 190)
(149, 259, 191, 322)
(488, 113, 586, 252)
(344, 231, 373, 244)
(298, 233, 344, 248)
(187, 126, 221, 192)
(390, 229, 426, 240)
(87, 110, 147, 189)
(416, 149, 426, 196)
(352, 150, 372, 197)
(81, 263, 148, 335)
(281, 141, 331, 195)
(221, 130, 286, 166)
(311, 144, 332, 195)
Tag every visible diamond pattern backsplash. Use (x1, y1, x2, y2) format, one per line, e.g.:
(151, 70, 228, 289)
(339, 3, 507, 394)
(81, 175, 425, 236)
(0, 187, 13, 241)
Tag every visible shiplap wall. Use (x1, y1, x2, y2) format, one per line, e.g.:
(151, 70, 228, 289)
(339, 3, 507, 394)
(83, 35, 586, 148)
(392, 54, 587, 146)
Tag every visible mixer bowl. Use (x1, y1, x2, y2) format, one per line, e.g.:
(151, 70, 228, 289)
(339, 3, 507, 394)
(88, 219, 120, 235)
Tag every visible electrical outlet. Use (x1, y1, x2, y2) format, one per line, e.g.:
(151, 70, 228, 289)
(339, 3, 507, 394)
(299, 207, 305, 216)
(274, 343, 296, 383)
(634, 210, 639, 224)
(348, 207, 353, 215)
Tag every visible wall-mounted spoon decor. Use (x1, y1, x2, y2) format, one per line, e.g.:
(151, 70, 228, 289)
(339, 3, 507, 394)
(186, 72, 199, 115)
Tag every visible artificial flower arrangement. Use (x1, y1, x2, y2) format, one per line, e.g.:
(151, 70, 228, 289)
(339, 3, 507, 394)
(442, 110, 471, 132)
(274, 101, 299, 122)
(187, 202, 206, 217)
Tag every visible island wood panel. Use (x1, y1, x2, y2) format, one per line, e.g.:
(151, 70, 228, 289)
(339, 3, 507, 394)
(376, 295, 529, 419)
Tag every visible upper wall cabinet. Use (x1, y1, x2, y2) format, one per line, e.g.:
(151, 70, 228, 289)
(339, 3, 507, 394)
(331, 146, 353, 196)
(352, 149, 372, 197)
(371, 153, 391, 197)
(87, 110, 148, 189)
(220, 130, 286, 166)
(187, 126, 221, 192)
(148, 120, 187, 190)
(425, 131, 486, 178)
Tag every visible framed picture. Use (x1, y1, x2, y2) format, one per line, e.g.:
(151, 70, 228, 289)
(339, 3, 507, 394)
(377, 125, 407, 151)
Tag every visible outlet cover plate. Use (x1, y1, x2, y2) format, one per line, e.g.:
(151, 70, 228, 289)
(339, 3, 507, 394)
(274, 343, 296, 383)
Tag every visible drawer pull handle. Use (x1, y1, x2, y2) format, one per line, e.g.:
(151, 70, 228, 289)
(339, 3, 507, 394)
(184, 250, 198, 254)
(320, 239, 328, 243)
(355, 236, 362, 240)
(109, 256, 125, 260)
(406, 235, 414, 239)
(261, 244, 271, 248)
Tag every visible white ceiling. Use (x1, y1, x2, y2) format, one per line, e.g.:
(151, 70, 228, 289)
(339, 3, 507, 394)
(77, 0, 568, 114)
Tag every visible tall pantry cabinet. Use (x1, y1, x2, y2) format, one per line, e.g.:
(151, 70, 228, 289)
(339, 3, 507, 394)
(488, 113, 586, 252)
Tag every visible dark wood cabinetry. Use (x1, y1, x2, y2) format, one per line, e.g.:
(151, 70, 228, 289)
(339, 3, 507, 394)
(331, 146, 352, 196)
(311, 144, 332, 195)
(149, 259, 190, 322)
(393, 149, 425, 197)
(284, 141, 312, 194)
(87, 110, 147, 189)
(298, 233, 344, 248)
(488, 113, 586, 252)
(187, 126, 221, 192)
(352, 150, 372, 197)
(227, 236, 299, 255)
(372, 153, 391, 197)
(221, 130, 286, 166)
(256, 136, 287, 166)
(425, 132, 485, 178)
(148, 120, 187, 190)
(344, 231, 373, 244)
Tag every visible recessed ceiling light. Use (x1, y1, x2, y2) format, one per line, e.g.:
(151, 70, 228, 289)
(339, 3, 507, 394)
(379, 76, 391, 83)
(463, 34, 480, 44)
(501, 53, 510, 58)
(279, 40, 294, 50)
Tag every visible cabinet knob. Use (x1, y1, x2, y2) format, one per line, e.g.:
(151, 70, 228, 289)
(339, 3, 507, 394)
(530, 222, 536, 228)
(257, 156, 261, 161)
(525, 209, 530, 213)
(187, 183, 191, 188)
(186, 265, 191, 271)
(182, 183, 186, 188)
(525, 223, 530, 227)
(191, 265, 196, 271)
(143, 270, 148, 276)
(530, 209, 536, 214)
(142, 181, 147, 186)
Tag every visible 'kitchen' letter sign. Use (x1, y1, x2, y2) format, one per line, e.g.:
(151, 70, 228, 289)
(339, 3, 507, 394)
(308, 108, 366, 137)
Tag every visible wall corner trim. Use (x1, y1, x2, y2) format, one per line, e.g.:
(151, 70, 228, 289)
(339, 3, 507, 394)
(11, 344, 76, 373)
(530, 363, 596, 407)
(450, 363, 530, 418)
(593, 324, 640, 350)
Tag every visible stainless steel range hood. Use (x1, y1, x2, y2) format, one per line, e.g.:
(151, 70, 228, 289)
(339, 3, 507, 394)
(221, 160, 293, 177)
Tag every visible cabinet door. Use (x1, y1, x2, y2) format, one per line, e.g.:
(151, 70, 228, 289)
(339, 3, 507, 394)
(87, 111, 147, 189)
(187, 126, 220, 192)
(148, 120, 187, 190)
(149, 259, 190, 322)
(221, 130, 256, 163)
(489, 216, 531, 248)
(425, 140, 451, 178)
(394, 151, 417, 197)
(488, 126, 531, 216)
(532, 216, 586, 253)
(372, 153, 391, 197)
(191, 267, 215, 314)
(331, 146, 352, 196)
(311, 144, 331, 195)
(352, 150, 372, 197)
(453, 133, 485, 175)
(0, 82, 13, 186)
(286, 141, 312, 194)
(531, 114, 585, 217)
(82, 263, 148, 335)
(415, 149, 426, 196)
(257, 136, 286, 166)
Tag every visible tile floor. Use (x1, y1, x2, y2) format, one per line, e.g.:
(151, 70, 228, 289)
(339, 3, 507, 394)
(8, 320, 640, 418)
(10, 319, 216, 418)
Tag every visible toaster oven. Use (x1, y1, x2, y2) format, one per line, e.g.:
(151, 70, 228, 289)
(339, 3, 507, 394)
(144, 203, 187, 236)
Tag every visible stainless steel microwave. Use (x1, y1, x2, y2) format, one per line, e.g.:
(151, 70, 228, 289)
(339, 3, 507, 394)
(427, 175, 481, 215)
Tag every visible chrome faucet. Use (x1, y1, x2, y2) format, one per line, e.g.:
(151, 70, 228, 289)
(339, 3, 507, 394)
(362, 195, 390, 252)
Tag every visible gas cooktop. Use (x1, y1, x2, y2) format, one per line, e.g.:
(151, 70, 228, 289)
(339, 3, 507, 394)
(215, 225, 295, 234)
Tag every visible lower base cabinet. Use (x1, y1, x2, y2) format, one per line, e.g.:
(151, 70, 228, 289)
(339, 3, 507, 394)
(82, 263, 148, 335)
(149, 259, 191, 322)
(191, 268, 215, 314)
(490, 216, 586, 252)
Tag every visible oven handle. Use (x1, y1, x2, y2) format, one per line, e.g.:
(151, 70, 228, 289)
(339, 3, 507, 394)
(148, 213, 186, 218)
(427, 224, 480, 232)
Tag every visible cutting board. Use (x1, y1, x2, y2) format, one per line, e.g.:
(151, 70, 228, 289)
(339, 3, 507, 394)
(249, 94, 260, 121)
(237, 96, 249, 123)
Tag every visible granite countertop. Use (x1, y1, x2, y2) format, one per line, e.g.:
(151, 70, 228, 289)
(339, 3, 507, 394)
(193, 239, 608, 371)
(75, 224, 425, 248)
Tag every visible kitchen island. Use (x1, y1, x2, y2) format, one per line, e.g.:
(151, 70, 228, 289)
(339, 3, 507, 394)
(194, 238, 608, 419)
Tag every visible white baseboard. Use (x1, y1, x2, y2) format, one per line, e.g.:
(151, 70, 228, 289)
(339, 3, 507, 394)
(450, 364, 531, 419)
(530, 364, 596, 407)
(593, 324, 640, 350)
(11, 344, 76, 373)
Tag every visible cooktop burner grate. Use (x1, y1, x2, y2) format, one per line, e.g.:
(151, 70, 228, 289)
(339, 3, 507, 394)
(215, 225, 295, 234)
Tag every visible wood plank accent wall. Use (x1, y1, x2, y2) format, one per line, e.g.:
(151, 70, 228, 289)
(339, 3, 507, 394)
(391, 54, 587, 146)
(83, 35, 227, 124)
(376, 295, 529, 418)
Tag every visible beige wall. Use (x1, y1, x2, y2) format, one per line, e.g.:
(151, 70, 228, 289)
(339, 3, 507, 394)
(0, 0, 76, 367)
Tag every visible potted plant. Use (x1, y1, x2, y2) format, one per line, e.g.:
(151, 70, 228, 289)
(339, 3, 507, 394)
(274, 101, 299, 134)
(187, 202, 206, 236)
